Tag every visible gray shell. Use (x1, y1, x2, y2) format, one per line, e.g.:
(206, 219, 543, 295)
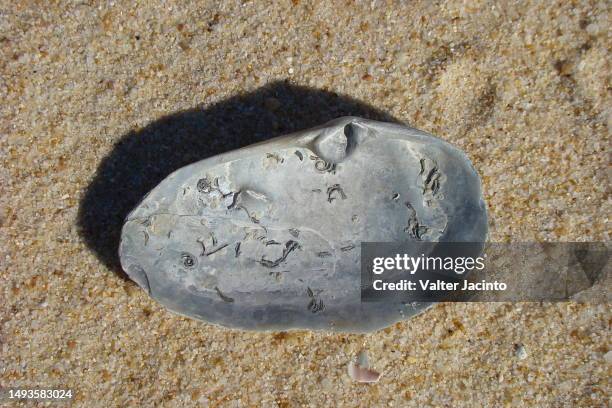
(119, 117, 488, 332)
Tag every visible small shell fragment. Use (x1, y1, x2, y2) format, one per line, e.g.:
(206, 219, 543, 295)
(348, 351, 381, 383)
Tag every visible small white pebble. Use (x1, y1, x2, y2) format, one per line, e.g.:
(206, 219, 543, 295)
(604, 351, 612, 364)
(514, 343, 528, 360)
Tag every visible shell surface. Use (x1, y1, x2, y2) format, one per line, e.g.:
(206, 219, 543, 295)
(119, 117, 488, 332)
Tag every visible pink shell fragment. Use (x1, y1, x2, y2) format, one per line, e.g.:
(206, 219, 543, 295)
(348, 351, 381, 383)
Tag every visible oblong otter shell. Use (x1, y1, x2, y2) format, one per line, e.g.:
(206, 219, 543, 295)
(119, 117, 488, 332)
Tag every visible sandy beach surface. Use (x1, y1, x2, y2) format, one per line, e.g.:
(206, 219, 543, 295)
(1, 1, 610, 406)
